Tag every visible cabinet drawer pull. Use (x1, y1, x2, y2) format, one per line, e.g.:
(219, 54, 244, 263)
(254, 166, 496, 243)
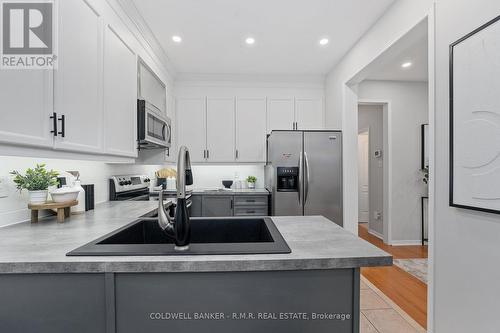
(50, 112, 58, 136)
(246, 210, 255, 214)
(246, 199, 255, 202)
(58, 114, 65, 137)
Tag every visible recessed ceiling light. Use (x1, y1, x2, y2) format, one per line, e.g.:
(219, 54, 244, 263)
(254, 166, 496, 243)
(172, 35, 182, 43)
(401, 61, 413, 68)
(245, 37, 256, 45)
(319, 38, 329, 46)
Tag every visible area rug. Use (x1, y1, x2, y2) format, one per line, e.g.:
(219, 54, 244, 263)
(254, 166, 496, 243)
(393, 259, 428, 284)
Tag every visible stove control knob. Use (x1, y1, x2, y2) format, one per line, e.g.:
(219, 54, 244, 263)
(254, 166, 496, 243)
(127, 180, 132, 185)
(119, 181, 125, 186)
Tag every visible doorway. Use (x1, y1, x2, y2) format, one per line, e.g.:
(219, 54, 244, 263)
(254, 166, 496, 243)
(345, 17, 432, 330)
(357, 104, 385, 240)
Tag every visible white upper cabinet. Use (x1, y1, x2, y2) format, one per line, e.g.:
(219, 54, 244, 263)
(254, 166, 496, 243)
(138, 61, 166, 114)
(206, 98, 235, 162)
(103, 25, 137, 157)
(0, 71, 53, 148)
(54, 0, 104, 154)
(295, 98, 324, 130)
(267, 98, 294, 132)
(176, 98, 206, 162)
(236, 98, 267, 162)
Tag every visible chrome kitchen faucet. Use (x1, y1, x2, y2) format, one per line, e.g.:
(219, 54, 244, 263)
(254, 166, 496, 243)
(158, 146, 193, 250)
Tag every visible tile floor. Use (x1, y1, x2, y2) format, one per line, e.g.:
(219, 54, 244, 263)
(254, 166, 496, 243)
(360, 278, 426, 333)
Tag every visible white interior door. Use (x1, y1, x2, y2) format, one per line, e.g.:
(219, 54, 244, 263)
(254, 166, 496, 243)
(206, 98, 235, 162)
(358, 131, 369, 223)
(176, 98, 206, 162)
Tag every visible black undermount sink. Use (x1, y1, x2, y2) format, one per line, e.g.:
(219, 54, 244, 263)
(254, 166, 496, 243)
(66, 217, 291, 256)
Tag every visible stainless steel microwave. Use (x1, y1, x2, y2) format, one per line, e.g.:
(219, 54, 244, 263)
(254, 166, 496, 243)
(137, 99, 171, 149)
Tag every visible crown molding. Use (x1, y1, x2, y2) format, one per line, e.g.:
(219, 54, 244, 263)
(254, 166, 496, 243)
(107, 0, 177, 80)
(175, 73, 326, 89)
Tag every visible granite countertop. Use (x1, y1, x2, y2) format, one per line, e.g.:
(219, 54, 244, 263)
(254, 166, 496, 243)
(0, 201, 391, 274)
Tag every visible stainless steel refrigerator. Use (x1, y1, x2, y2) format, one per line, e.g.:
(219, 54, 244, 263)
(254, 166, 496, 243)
(265, 131, 343, 226)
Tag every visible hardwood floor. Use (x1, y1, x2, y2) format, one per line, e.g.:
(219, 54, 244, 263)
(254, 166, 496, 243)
(359, 223, 428, 329)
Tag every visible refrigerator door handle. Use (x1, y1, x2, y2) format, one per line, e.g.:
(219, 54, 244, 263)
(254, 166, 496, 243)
(304, 151, 310, 204)
(298, 153, 303, 205)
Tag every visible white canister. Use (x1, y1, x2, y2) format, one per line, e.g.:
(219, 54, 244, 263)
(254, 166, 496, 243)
(166, 177, 176, 190)
(71, 180, 86, 214)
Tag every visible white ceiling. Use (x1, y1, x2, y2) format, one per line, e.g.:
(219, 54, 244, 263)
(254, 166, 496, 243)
(130, 0, 396, 75)
(365, 20, 428, 82)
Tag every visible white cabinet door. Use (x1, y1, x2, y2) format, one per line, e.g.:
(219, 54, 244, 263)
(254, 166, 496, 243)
(236, 98, 267, 162)
(267, 98, 294, 133)
(54, 0, 104, 154)
(206, 98, 235, 162)
(0, 71, 53, 148)
(176, 98, 206, 162)
(103, 25, 137, 157)
(138, 61, 166, 113)
(295, 98, 324, 130)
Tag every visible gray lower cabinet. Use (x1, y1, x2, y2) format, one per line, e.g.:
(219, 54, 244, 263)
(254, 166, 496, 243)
(0, 274, 107, 333)
(202, 195, 234, 217)
(0, 269, 360, 333)
(233, 195, 269, 216)
(195, 194, 269, 217)
(190, 194, 203, 217)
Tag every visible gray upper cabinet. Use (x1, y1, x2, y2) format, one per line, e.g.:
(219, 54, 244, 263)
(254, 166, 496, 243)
(201, 196, 234, 217)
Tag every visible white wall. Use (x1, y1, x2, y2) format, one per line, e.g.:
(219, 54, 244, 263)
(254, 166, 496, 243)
(433, 1, 500, 332)
(358, 80, 428, 244)
(0, 155, 265, 227)
(324, 0, 433, 235)
(358, 104, 384, 237)
(0, 156, 161, 227)
(175, 74, 324, 105)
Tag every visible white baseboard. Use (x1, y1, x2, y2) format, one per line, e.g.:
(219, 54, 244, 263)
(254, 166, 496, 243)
(389, 240, 424, 246)
(368, 229, 384, 240)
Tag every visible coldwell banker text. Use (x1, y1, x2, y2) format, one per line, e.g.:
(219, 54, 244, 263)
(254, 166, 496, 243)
(1, 0, 57, 69)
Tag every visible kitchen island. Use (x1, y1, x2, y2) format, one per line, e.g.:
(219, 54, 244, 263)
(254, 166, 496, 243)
(0, 201, 391, 333)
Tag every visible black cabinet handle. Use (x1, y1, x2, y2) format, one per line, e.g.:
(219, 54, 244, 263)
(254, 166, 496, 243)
(247, 210, 255, 214)
(230, 199, 233, 209)
(50, 112, 58, 136)
(207, 150, 210, 159)
(58, 115, 65, 137)
(246, 199, 255, 202)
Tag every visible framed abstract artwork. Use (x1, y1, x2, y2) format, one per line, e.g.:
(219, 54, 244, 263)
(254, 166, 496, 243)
(450, 15, 500, 214)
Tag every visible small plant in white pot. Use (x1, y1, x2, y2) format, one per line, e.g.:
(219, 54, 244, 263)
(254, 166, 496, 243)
(246, 176, 257, 189)
(10, 164, 59, 204)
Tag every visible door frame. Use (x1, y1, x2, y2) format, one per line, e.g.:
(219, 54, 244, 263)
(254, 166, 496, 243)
(357, 127, 370, 224)
(358, 100, 392, 244)
(341, 7, 435, 329)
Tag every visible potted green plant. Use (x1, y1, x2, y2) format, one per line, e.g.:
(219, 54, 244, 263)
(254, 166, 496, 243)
(246, 176, 257, 189)
(10, 164, 59, 204)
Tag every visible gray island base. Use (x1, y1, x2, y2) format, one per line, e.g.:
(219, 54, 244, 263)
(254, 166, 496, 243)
(0, 201, 391, 333)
